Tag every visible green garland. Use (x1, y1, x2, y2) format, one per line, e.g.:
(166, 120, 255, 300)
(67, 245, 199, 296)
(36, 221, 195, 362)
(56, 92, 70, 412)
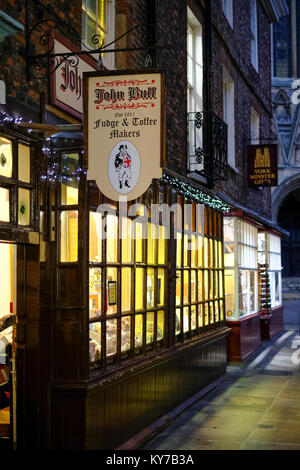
(160, 174, 231, 212)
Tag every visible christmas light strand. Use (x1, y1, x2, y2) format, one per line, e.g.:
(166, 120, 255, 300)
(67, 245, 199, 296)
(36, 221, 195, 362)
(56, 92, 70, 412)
(161, 174, 231, 212)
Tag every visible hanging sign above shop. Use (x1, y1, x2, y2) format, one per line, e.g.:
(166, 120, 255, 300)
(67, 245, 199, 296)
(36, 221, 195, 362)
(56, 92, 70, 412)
(83, 69, 165, 201)
(50, 30, 97, 120)
(247, 144, 278, 187)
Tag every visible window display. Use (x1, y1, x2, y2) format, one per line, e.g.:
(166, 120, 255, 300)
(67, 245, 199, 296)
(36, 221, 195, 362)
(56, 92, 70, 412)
(258, 232, 282, 308)
(89, 205, 168, 368)
(175, 202, 225, 339)
(224, 217, 258, 320)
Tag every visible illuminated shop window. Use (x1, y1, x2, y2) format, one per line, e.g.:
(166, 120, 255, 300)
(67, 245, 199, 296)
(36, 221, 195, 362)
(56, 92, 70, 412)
(61, 153, 79, 205)
(88, 198, 168, 369)
(175, 201, 225, 341)
(0, 134, 36, 228)
(60, 210, 78, 262)
(0, 187, 9, 222)
(224, 217, 258, 320)
(258, 232, 282, 308)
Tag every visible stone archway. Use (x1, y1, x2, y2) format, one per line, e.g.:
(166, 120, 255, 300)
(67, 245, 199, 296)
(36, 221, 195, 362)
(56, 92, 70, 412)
(272, 173, 300, 222)
(273, 175, 300, 277)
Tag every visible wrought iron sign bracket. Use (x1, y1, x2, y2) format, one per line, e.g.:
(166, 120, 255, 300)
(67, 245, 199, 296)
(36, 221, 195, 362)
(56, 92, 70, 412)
(22, 0, 169, 80)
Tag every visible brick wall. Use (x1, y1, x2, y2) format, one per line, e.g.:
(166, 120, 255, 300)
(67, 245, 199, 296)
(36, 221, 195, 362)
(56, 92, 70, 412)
(210, 0, 272, 219)
(0, 0, 82, 116)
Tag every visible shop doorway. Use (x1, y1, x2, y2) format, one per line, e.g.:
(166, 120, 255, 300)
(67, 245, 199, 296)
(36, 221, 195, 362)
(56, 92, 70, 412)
(0, 243, 17, 448)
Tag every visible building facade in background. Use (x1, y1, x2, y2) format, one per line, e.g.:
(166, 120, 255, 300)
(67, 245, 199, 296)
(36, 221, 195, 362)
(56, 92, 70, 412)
(0, 0, 287, 450)
(271, 0, 300, 278)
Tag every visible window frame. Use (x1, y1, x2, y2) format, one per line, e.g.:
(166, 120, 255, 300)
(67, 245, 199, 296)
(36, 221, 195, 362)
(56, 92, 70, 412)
(81, 0, 115, 70)
(250, 0, 258, 71)
(0, 131, 37, 231)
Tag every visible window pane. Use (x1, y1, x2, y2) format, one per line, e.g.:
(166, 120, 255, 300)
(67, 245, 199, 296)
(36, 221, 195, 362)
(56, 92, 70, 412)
(121, 268, 131, 312)
(135, 268, 144, 310)
(89, 267, 102, 319)
(198, 270, 203, 301)
(158, 225, 166, 265)
(191, 270, 196, 302)
(146, 268, 155, 308)
(135, 314, 143, 348)
(88, 0, 97, 19)
(239, 270, 248, 316)
(191, 305, 197, 330)
(106, 268, 117, 315)
(225, 269, 235, 317)
(198, 303, 203, 328)
(157, 310, 164, 341)
(121, 316, 131, 352)
(147, 223, 157, 264)
(106, 214, 118, 262)
(87, 16, 97, 47)
(204, 303, 209, 325)
(183, 306, 189, 332)
(135, 222, 143, 262)
(121, 218, 132, 263)
(183, 270, 189, 304)
(0, 137, 12, 178)
(60, 210, 78, 261)
(89, 322, 101, 364)
(146, 312, 154, 344)
(106, 319, 117, 356)
(0, 187, 9, 222)
(191, 235, 197, 266)
(204, 238, 209, 268)
(18, 144, 30, 183)
(89, 212, 102, 262)
(176, 270, 181, 306)
(175, 308, 181, 335)
(157, 269, 165, 306)
(18, 188, 31, 226)
(176, 232, 182, 267)
(198, 235, 203, 267)
(61, 153, 79, 205)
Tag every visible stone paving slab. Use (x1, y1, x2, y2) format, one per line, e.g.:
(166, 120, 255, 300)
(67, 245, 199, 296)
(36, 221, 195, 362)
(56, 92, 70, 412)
(141, 315, 300, 451)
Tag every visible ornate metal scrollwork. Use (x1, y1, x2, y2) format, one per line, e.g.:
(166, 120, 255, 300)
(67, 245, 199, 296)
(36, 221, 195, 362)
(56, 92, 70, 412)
(23, 0, 170, 80)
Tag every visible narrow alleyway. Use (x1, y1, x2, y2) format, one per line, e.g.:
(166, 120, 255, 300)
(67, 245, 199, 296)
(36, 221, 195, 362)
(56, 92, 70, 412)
(141, 301, 300, 450)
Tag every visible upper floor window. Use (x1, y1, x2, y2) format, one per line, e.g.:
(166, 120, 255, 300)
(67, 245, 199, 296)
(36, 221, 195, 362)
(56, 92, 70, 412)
(82, 0, 115, 69)
(272, 0, 292, 78)
(250, 0, 258, 70)
(187, 8, 203, 173)
(222, 0, 233, 28)
(223, 67, 235, 169)
(250, 107, 260, 145)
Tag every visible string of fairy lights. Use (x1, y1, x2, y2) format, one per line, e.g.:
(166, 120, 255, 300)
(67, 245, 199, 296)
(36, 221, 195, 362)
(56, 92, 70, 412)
(0, 111, 231, 211)
(160, 174, 231, 212)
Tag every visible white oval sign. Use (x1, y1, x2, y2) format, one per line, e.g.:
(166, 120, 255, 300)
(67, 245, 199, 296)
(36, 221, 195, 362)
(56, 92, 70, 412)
(108, 141, 141, 194)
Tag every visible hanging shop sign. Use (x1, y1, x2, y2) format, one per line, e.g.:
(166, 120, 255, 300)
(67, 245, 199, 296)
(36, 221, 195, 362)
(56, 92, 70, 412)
(247, 144, 278, 187)
(83, 69, 165, 201)
(50, 30, 97, 120)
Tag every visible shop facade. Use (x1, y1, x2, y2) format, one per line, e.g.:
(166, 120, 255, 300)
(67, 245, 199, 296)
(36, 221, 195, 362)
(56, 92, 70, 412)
(0, 0, 288, 450)
(223, 207, 287, 362)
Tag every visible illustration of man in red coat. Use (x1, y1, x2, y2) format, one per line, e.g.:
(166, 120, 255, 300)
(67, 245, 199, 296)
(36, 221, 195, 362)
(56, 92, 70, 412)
(114, 144, 132, 190)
